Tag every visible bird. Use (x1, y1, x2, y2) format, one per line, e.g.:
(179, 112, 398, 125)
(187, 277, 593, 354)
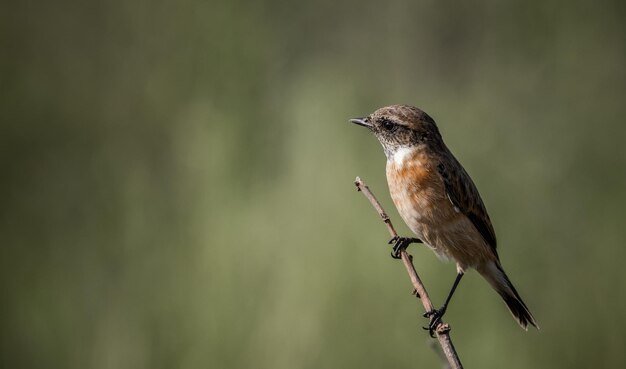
(350, 104, 538, 335)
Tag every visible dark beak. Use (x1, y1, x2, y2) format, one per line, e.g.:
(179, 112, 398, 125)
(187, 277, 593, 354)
(350, 117, 372, 128)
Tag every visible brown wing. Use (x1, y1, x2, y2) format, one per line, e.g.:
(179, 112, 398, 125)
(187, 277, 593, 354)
(437, 160, 498, 253)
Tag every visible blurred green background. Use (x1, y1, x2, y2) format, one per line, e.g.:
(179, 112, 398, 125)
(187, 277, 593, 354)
(2, 0, 625, 368)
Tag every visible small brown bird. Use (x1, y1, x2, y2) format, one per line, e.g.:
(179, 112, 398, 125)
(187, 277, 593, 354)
(351, 105, 537, 334)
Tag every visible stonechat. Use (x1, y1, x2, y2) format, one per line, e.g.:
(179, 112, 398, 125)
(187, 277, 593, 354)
(351, 105, 537, 333)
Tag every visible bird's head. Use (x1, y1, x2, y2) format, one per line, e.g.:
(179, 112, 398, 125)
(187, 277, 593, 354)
(350, 105, 442, 159)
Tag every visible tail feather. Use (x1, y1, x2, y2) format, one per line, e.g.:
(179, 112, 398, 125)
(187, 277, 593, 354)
(479, 261, 538, 330)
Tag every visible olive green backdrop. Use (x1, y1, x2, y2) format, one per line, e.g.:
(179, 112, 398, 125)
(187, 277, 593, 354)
(1, 0, 625, 368)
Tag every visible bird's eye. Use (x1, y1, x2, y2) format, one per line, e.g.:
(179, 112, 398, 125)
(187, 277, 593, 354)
(381, 118, 396, 131)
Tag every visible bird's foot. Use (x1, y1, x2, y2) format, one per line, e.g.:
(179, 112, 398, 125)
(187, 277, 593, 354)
(423, 307, 447, 338)
(388, 236, 422, 259)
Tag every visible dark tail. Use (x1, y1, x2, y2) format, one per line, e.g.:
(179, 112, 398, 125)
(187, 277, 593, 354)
(478, 261, 538, 330)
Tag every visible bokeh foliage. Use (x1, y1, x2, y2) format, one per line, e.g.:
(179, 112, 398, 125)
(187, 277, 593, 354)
(1, 0, 625, 368)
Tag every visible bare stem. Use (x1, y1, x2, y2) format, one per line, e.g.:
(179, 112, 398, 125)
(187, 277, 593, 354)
(354, 176, 463, 369)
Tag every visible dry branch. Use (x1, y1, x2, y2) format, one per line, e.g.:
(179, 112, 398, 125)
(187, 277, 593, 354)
(354, 176, 463, 369)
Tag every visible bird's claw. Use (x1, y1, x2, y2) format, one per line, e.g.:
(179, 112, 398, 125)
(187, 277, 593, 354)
(422, 308, 446, 338)
(388, 236, 422, 259)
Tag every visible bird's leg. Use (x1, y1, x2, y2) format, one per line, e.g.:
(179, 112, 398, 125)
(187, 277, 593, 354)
(388, 236, 422, 259)
(423, 272, 464, 337)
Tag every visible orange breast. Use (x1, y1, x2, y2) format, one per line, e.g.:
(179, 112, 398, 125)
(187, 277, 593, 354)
(386, 149, 495, 269)
(386, 150, 448, 231)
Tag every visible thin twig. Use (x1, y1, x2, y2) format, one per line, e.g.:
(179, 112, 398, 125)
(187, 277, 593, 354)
(354, 176, 463, 369)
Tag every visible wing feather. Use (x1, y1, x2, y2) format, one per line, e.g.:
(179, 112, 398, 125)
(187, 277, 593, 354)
(437, 161, 498, 252)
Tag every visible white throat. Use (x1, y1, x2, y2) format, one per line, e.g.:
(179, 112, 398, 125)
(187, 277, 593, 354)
(391, 146, 416, 167)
